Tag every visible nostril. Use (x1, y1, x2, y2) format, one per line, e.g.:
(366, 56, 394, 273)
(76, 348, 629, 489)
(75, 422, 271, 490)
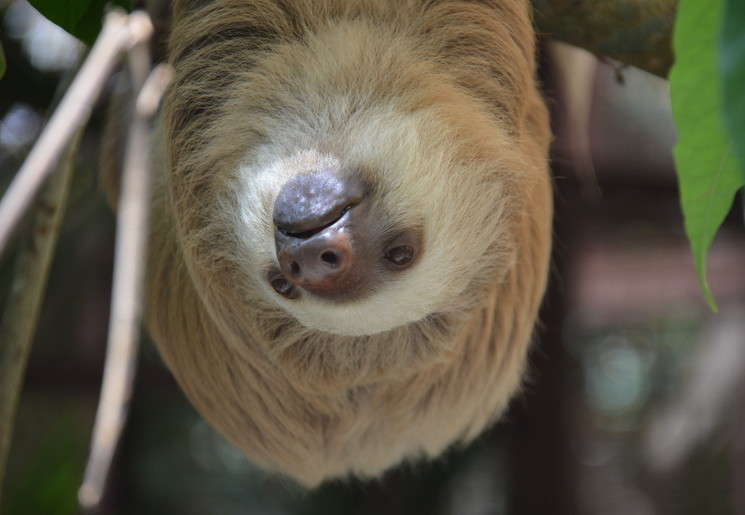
(289, 261, 301, 277)
(268, 270, 300, 299)
(271, 277, 293, 297)
(321, 250, 340, 267)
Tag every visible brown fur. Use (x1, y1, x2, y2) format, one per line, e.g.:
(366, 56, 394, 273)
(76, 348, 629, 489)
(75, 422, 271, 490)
(144, 0, 551, 485)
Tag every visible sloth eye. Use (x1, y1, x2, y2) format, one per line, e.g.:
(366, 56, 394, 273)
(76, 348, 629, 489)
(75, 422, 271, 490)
(384, 245, 415, 269)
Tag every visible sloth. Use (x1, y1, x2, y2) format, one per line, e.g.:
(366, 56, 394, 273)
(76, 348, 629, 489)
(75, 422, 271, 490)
(129, 0, 552, 486)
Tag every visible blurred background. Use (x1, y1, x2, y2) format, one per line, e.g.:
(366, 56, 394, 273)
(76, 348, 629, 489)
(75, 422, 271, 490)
(1, 1, 744, 513)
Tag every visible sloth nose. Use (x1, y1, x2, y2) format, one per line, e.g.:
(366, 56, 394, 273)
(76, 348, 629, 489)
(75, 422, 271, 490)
(272, 170, 369, 299)
(277, 230, 354, 292)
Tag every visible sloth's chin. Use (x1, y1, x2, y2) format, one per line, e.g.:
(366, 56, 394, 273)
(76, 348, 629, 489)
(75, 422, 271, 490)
(287, 296, 431, 337)
(294, 312, 416, 337)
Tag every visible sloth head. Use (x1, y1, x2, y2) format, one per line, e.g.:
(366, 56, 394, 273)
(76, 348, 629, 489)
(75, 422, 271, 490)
(163, 14, 539, 340)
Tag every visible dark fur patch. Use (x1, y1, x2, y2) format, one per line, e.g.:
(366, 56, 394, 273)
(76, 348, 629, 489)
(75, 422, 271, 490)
(173, 24, 280, 64)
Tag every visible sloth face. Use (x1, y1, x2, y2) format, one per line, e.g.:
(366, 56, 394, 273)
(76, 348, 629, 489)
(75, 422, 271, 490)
(164, 19, 527, 337)
(232, 107, 522, 336)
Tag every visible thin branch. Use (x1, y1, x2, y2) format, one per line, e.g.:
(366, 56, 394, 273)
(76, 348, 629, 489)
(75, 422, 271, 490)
(0, 9, 159, 509)
(0, 126, 82, 509)
(0, 10, 131, 256)
(78, 18, 172, 513)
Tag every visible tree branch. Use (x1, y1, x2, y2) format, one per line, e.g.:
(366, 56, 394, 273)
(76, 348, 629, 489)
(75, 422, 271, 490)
(533, 0, 677, 78)
(0, 10, 160, 509)
(0, 10, 131, 256)
(78, 22, 172, 514)
(0, 126, 81, 510)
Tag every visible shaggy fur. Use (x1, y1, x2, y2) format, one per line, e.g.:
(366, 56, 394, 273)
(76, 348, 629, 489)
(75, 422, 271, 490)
(143, 0, 551, 485)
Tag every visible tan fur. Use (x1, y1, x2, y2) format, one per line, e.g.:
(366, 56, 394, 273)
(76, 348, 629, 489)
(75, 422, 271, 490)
(145, 0, 552, 485)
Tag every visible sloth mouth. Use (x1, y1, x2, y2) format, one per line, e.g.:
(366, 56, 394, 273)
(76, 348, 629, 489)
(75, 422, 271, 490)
(277, 203, 357, 240)
(272, 170, 366, 235)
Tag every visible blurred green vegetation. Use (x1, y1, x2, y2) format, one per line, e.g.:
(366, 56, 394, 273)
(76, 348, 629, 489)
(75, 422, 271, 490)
(3, 395, 94, 515)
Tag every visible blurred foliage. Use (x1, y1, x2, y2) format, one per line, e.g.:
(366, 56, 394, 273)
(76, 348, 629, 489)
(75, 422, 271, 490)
(0, 42, 6, 78)
(720, 0, 745, 180)
(27, 0, 132, 45)
(562, 312, 744, 515)
(683, 446, 734, 515)
(670, 0, 745, 311)
(1, 394, 95, 515)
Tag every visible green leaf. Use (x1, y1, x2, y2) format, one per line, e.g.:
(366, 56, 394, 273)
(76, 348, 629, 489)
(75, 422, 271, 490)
(721, 0, 745, 180)
(28, 0, 133, 46)
(671, 0, 745, 311)
(0, 42, 6, 80)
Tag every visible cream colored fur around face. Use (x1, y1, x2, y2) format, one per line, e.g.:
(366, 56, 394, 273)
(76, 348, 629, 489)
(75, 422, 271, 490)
(146, 0, 552, 485)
